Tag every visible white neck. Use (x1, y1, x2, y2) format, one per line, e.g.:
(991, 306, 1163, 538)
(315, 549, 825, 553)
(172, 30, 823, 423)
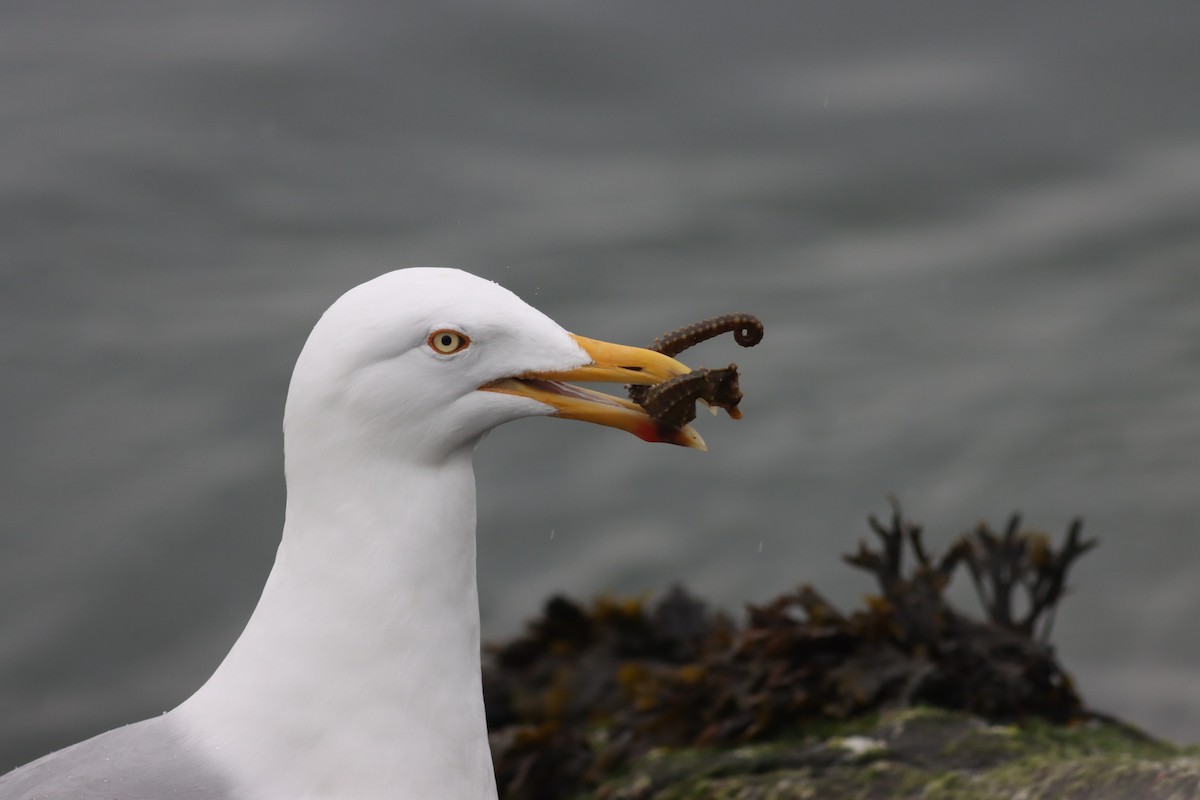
(175, 438, 497, 800)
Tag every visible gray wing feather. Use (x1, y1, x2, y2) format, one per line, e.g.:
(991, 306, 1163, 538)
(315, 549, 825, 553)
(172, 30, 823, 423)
(0, 714, 236, 800)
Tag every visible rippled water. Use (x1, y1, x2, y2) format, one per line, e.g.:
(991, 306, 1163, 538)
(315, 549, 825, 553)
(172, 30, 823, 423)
(2, 0, 1199, 769)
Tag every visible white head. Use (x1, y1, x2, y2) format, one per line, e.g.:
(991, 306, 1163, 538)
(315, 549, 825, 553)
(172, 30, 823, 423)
(284, 268, 702, 467)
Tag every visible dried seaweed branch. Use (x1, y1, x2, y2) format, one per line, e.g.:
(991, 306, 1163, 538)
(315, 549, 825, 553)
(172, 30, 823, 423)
(843, 497, 971, 647)
(959, 516, 1096, 641)
(961, 515, 1024, 629)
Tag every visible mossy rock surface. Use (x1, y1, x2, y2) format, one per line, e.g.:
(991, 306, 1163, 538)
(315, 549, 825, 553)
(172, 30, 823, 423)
(582, 708, 1200, 800)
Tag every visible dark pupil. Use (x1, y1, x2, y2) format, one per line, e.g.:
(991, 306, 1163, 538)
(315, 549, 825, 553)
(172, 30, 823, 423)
(441, 335, 453, 347)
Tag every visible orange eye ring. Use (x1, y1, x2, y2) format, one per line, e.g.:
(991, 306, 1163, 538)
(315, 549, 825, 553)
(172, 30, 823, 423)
(428, 329, 470, 355)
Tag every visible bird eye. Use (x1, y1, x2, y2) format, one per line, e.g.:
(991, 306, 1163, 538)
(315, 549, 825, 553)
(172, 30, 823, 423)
(429, 329, 470, 355)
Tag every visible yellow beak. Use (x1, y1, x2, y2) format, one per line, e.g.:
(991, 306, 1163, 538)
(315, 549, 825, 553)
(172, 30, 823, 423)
(479, 334, 707, 449)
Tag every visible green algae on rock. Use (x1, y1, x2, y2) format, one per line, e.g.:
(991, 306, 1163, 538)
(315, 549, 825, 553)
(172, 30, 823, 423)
(586, 708, 1200, 800)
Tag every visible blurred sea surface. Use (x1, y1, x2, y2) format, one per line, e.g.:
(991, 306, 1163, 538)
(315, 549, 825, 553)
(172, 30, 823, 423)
(2, 0, 1199, 769)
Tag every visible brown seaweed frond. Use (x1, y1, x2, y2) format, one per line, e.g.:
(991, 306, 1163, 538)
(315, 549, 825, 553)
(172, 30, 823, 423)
(960, 515, 1096, 641)
(842, 497, 972, 647)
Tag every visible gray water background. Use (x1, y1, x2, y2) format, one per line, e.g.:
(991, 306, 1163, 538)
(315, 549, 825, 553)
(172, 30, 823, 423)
(2, 0, 1199, 770)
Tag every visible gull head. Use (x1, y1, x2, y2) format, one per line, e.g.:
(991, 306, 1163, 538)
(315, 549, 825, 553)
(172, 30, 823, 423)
(284, 268, 704, 464)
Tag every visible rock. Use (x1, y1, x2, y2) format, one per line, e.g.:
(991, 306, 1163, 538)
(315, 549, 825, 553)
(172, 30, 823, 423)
(585, 707, 1200, 800)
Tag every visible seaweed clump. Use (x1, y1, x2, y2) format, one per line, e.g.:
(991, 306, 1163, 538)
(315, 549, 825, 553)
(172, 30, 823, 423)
(484, 502, 1097, 800)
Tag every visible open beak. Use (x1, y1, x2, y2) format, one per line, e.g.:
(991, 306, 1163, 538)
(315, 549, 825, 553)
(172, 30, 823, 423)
(479, 334, 707, 450)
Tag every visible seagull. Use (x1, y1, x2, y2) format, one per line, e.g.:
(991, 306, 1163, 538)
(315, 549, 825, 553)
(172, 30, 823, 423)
(0, 268, 704, 800)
